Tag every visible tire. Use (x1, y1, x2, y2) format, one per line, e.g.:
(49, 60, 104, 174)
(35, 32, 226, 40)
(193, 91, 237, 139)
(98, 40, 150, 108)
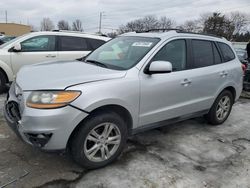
(71, 111, 128, 169)
(0, 71, 7, 94)
(206, 90, 233, 125)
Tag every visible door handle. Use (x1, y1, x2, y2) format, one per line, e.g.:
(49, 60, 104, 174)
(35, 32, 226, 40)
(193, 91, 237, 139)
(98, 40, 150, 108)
(220, 71, 228, 77)
(46, 54, 56, 58)
(181, 79, 192, 86)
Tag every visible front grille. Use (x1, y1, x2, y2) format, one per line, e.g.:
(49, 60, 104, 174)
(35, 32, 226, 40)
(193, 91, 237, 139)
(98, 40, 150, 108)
(5, 101, 21, 123)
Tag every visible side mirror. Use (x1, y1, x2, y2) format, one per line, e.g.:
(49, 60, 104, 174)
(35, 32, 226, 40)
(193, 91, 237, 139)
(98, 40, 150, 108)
(146, 61, 172, 74)
(13, 43, 21, 52)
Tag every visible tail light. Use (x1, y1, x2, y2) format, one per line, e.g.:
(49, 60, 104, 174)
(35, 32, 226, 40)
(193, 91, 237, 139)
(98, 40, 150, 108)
(242, 64, 247, 75)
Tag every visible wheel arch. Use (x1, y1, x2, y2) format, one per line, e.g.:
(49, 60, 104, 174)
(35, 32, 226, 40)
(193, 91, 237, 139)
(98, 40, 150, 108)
(0, 60, 14, 83)
(67, 104, 133, 150)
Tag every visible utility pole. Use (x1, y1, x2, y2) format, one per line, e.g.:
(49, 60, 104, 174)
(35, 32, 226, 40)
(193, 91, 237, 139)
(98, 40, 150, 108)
(98, 12, 104, 34)
(5, 10, 7, 23)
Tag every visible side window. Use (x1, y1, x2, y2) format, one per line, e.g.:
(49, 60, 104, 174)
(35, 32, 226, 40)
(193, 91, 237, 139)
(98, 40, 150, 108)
(152, 40, 186, 71)
(59, 36, 90, 51)
(218, 42, 235, 62)
(87, 39, 106, 50)
(192, 40, 213, 68)
(21, 35, 56, 52)
(212, 43, 222, 64)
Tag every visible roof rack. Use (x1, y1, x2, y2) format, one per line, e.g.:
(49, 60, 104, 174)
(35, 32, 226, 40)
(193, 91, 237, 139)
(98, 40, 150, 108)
(136, 28, 183, 33)
(51, 30, 108, 37)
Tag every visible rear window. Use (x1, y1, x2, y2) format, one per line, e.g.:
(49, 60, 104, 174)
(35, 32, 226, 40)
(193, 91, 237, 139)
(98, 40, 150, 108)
(218, 42, 235, 62)
(59, 36, 91, 51)
(87, 38, 106, 50)
(192, 40, 214, 68)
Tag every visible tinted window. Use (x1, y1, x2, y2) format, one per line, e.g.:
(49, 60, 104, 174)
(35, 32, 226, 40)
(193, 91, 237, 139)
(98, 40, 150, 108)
(212, 43, 222, 64)
(192, 40, 213, 68)
(218, 42, 235, 62)
(60, 36, 90, 51)
(152, 40, 186, 71)
(21, 35, 56, 52)
(87, 39, 106, 49)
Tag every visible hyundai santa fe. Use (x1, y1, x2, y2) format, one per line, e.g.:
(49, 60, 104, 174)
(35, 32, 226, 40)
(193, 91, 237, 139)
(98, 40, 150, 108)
(4, 30, 243, 169)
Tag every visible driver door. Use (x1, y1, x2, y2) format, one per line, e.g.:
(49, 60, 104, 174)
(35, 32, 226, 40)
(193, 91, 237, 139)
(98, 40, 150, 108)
(139, 39, 195, 126)
(10, 35, 57, 74)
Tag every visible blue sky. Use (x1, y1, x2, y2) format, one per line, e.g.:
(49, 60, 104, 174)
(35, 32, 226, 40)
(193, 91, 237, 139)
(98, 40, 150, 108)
(0, 0, 249, 33)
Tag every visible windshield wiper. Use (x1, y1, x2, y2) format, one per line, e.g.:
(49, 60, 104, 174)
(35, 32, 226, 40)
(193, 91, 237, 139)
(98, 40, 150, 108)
(85, 60, 108, 68)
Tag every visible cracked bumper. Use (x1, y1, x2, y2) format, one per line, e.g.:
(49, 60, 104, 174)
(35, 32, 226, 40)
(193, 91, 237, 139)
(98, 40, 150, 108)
(4, 83, 88, 150)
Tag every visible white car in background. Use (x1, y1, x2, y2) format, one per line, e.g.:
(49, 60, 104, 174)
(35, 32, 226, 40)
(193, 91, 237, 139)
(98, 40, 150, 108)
(0, 31, 110, 92)
(0, 34, 5, 39)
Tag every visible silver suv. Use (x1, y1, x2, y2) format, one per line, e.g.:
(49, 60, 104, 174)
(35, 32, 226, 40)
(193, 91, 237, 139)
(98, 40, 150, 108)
(4, 30, 243, 169)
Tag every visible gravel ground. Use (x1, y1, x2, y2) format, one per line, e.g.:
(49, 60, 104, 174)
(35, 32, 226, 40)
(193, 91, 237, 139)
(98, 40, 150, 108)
(0, 93, 250, 188)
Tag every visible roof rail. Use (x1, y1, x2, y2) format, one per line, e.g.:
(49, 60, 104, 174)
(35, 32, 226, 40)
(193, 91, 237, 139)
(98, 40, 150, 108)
(51, 30, 108, 37)
(136, 28, 183, 33)
(135, 28, 223, 39)
(176, 30, 223, 39)
(52, 29, 85, 34)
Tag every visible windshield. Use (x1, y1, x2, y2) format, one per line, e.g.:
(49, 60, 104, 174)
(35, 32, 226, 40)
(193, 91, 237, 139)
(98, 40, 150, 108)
(85, 36, 160, 70)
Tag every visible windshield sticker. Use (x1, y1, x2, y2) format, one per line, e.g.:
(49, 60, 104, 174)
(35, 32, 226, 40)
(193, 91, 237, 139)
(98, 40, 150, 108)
(132, 42, 153, 47)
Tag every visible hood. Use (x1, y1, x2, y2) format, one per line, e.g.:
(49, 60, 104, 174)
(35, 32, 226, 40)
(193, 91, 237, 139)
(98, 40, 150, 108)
(16, 60, 127, 90)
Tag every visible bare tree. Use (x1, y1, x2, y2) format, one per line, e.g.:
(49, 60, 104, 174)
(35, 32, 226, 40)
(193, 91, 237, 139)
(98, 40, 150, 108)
(40, 18, 55, 31)
(158, 16, 175, 29)
(229, 11, 247, 34)
(142, 15, 159, 31)
(119, 15, 175, 33)
(57, 20, 71, 30)
(180, 20, 201, 32)
(72, 19, 83, 31)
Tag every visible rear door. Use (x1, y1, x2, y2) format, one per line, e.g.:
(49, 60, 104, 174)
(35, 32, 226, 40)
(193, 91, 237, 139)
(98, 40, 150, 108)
(183, 39, 228, 111)
(10, 35, 57, 74)
(57, 36, 92, 61)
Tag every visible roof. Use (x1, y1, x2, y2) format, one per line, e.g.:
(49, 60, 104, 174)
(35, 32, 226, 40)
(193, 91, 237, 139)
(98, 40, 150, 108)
(27, 31, 111, 41)
(121, 30, 228, 43)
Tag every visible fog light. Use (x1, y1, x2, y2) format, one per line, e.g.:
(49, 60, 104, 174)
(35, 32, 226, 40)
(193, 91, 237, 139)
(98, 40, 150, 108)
(25, 133, 52, 148)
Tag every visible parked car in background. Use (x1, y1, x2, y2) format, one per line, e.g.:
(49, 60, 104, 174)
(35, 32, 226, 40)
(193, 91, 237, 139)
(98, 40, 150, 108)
(232, 42, 250, 91)
(0, 36, 16, 45)
(0, 34, 5, 39)
(4, 30, 243, 169)
(234, 48, 248, 63)
(0, 31, 110, 92)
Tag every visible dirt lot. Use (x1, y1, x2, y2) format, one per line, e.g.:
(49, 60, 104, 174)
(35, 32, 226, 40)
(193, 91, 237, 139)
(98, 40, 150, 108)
(0, 93, 250, 188)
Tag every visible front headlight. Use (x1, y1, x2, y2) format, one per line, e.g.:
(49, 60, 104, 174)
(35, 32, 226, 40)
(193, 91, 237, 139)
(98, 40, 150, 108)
(26, 91, 81, 109)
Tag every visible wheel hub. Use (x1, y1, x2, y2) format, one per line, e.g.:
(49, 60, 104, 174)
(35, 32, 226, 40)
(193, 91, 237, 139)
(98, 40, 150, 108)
(84, 122, 121, 162)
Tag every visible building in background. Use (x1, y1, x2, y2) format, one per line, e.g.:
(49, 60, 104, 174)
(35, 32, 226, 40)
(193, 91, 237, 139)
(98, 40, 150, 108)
(0, 23, 31, 36)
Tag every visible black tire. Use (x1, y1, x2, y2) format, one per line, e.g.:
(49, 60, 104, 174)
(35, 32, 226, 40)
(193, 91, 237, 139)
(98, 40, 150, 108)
(0, 70, 7, 94)
(206, 90, 233, 125)
(71, 111, 128, 169)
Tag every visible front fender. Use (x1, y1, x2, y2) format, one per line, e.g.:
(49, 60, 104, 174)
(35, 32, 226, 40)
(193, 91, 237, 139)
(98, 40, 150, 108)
(69, 78, 140, 129)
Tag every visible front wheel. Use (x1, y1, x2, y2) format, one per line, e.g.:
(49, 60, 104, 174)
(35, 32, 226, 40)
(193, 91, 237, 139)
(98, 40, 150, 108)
(206, 90, 233, 125)
(71, 112, 128, 169)
(0, 71, 7, 94)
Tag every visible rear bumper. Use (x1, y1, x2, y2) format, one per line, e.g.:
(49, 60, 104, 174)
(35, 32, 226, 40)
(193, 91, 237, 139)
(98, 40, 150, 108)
(4, 83, 88, 150)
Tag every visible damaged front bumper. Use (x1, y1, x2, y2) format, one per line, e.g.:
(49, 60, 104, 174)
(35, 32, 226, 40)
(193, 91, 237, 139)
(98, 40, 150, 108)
(4, 83, 88, 150)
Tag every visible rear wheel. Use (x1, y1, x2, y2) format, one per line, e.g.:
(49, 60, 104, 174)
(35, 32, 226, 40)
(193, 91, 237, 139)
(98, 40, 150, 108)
(206, 90, 233, 125)
(71, 112, 128, 169)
